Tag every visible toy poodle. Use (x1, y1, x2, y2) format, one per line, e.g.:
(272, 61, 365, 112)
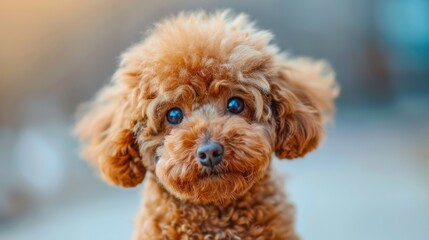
(74, 10, 339, 239)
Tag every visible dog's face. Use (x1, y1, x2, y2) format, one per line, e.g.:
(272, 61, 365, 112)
(75, 11, 338, 203)
(146, 74, 274, 203)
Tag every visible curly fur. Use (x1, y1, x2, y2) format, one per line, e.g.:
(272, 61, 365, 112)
(74, 10, 338, 239)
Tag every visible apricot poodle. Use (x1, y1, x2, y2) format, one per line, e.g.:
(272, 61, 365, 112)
(75, 10, 339, 239)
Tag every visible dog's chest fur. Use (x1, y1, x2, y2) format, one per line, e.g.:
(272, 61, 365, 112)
(132, 171, 298, 240)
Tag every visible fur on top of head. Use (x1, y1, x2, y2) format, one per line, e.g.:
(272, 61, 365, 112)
(74, 10, 339, 203)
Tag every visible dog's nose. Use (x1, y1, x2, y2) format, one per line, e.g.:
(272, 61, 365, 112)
(197, 142, 224, 168)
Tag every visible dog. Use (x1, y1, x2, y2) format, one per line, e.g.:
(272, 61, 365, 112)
(74, 10, 339, 239)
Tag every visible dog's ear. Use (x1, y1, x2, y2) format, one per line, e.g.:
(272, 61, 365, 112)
(74, 85, 146, 187)
(271, 57, 339, 159)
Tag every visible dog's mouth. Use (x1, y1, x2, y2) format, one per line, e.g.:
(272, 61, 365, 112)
(199, 168, 251, 180)
(156, 159, 265, 203)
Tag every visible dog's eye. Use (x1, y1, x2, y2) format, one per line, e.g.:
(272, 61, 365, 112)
(166, 107, 183, 125)
(227, 97, 245, 114)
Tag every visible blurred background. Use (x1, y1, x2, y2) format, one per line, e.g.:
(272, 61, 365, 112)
(0, 0, 428, 239)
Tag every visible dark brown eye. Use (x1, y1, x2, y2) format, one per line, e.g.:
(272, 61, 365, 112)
(227, 97, 244, 114)
(166, 107, 183, 125)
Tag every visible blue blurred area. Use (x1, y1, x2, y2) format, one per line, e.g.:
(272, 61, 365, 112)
(0, 0, 428, 240)
(376, 0, 429, 96)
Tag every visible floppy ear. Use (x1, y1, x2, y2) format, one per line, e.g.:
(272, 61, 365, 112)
(271, 57, 339, 159)
(74, 85, 146, 187)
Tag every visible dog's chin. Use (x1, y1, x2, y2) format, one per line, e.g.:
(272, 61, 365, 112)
(157, 168, 265, 204)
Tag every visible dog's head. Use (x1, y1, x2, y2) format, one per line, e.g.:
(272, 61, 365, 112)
(74, 11, 338, 203)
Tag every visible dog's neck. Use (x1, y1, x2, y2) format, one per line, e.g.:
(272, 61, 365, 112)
(133, 170, 297, 239)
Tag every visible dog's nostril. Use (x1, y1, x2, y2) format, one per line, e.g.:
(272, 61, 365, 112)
(199, 152, 207, 160)
(196, 141, 224, 168)
(212, 151, 221, 158)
